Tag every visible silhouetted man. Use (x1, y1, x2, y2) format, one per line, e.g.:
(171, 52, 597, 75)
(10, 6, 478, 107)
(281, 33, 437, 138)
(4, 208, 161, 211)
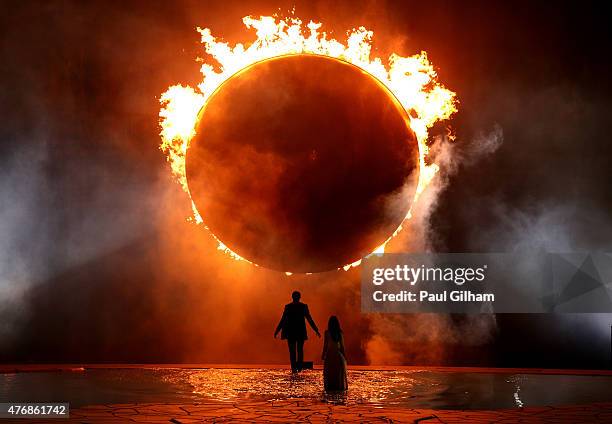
(274, 291, 320, 372)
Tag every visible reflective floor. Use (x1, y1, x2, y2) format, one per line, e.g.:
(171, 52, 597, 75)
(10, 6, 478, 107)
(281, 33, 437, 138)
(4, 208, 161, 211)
(2, 368, 612, 409)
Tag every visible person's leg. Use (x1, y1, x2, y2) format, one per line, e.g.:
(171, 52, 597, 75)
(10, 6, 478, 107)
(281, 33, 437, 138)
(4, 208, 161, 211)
(296, 339, 304, 371)
(287, 339, 297, 372)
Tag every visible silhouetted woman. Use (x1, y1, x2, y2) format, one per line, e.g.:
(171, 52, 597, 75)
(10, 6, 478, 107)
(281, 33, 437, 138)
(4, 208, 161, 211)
(322, 316, 348, 391)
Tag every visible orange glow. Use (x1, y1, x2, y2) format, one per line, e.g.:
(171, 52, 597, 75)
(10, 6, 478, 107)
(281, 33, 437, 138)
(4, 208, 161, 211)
(159, 15, 457, 271)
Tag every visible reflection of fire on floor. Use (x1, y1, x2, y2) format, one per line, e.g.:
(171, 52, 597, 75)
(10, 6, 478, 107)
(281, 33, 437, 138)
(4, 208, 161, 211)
(67, 399, 612, 423)
(2, 365, 612, 422)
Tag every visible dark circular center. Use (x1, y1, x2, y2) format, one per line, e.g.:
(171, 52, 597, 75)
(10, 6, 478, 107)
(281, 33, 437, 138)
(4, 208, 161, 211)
(186, 54, 419, 273)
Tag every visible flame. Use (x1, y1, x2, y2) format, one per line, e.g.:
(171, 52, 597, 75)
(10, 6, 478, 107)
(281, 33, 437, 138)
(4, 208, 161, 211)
(159, 15, 457, 271)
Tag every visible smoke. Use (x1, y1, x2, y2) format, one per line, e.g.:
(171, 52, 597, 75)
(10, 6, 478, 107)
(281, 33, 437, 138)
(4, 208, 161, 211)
(428, 79, 612, 366)
(364, 314, 498, 365)
(0, 142, 48, 349)
(435, 125, 504, 172)
(471, 203, 593, 253)
(0, 137, 171, 353)
(465, 199, 612, 367)
(361, 126, 504, 365)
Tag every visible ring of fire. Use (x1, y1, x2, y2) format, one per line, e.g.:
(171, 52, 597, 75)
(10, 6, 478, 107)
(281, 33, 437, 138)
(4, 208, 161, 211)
(158, 15, 457, 274)
(186, 54, 419, 273)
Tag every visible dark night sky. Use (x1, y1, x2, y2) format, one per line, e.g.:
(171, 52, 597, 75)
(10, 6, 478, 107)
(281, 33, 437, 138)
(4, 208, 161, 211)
(1, 0, 611, 368)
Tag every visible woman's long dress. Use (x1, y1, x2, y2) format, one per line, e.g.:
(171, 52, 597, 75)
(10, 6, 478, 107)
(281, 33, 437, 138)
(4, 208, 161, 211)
(322, 330, 348, 391)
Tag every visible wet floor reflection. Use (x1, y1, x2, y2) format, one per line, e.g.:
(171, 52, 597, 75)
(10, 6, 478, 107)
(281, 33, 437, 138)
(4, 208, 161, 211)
(162, 368, 612, 409)
(1, 368, 611, 409)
